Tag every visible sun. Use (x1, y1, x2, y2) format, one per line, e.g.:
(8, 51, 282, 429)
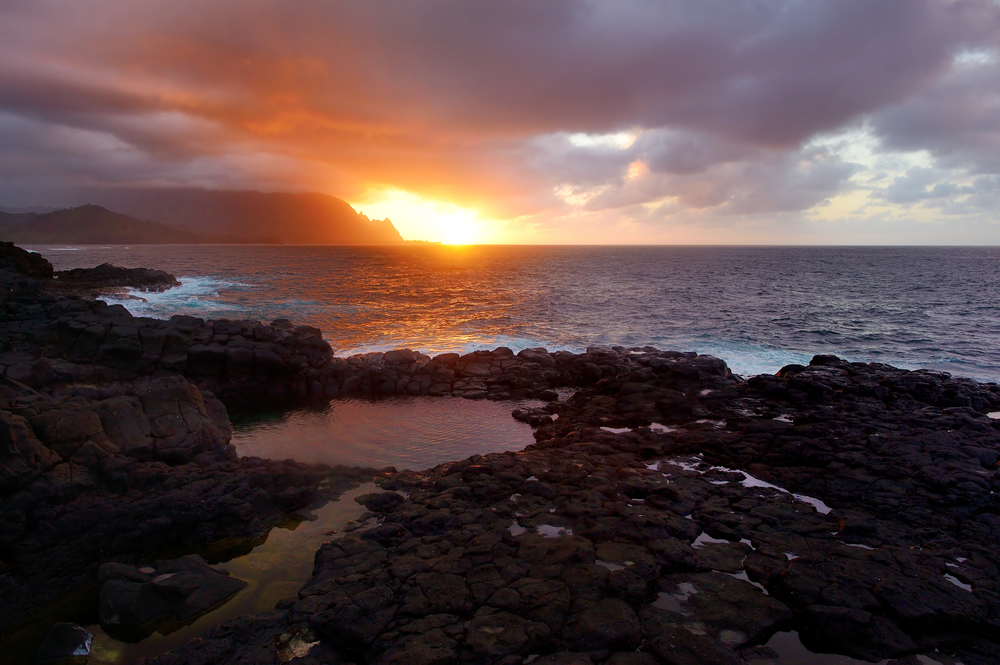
(437, 215, 478, 245)
(352, 188, 486, 244)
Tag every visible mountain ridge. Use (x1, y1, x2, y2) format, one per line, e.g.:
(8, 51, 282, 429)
(0, 205, 223, 244)
(77, 188, 406, 244)
(0, 190, 408, 244)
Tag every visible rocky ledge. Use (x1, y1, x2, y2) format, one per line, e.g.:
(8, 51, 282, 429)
(2, 243, 1000, 665)
(52, 263, 180, 294)
(0, 243, 648, 408)
(143, 351, 1000, 665)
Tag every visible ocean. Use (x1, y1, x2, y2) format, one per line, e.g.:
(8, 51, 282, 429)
(28, 244, 1000, 383)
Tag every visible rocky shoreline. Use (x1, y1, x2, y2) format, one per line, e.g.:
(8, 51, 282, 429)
(2, 242, 1000, 664)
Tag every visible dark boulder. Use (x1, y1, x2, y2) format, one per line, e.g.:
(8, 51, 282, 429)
(35, 622, 92, 664)
(0, 241, 53, 279)
(53, 263, 179, 292)
(98, 555, 247, 633)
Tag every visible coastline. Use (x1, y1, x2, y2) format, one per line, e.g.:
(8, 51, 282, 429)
(2, 242, 1000, 664)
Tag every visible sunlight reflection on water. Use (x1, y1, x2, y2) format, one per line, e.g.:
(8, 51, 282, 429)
(231, 396, 542, 469)
(31, 244, 1000, 381)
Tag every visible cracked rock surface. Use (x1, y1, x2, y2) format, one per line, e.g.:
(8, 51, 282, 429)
(3, 243, 1000, 664)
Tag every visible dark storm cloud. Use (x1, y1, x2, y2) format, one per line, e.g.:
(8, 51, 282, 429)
(0, 0, 996, 227)
(871, 55, 1000, 174)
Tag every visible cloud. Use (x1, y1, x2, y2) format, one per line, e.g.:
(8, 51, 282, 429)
(0, 0, 998, 240)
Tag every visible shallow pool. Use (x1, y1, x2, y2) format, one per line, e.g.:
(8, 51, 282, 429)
(231, 396, 542, 469)
(85, 483, 375, 664)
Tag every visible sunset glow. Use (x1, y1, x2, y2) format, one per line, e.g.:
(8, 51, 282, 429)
(0, 1, 998, 244)
(355, 189, 488, 245)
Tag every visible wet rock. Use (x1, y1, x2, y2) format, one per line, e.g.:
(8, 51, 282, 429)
(658, 573, 792, 648)
(313, 585, 397, 650)
(464, 609, 550, 661)
(605, 654, 656, 665)
(357, 491, 405, 513)
(53, 263, 179, 292)
(533, 653, 593, 665)
(374, 628, 457, 665)
(567, 598, 642, 651)
(645, 619, 740, 665)
(518, 348, 556, 368)
(517, 535, 595, 566)
(98, 555, 247, 630)
(35, 622, 93, 664)
(798, 604, 918, 662)
(129, 610, 292, 665)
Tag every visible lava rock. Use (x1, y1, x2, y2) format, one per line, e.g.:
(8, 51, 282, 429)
(98, 555, 247, 630)
(35, 622, 93, 664)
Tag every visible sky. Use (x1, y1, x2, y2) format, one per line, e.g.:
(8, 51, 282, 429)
(0, 1, 999, 244)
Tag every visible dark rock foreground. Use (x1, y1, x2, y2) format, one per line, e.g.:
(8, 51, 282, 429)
(2, 242, 1000, 665)
(52, 263, 181, 294)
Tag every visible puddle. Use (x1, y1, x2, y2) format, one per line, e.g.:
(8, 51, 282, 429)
(601, 422, 677, 435)
(652, 592, 686, 614)
(943, 574, 972, 592)
(232, 396, 540, 469)
(762, 631, 889, 664)
(649, 423, 677, 433)
(702, 462, 834, 515)
(726, 570, 767, 594)
(652, 581, 699, 615)
(692, 532, 731, 549)
(987, 411, 1000, 419)
(647, 456, 834, 515)
(6, 483, 374, 665)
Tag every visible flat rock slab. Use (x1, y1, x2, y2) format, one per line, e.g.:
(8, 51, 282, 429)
(98, 554, 247, 635)
(653, 572, 792, 649)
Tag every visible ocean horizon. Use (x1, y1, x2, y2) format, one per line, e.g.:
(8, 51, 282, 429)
(30, 243, 1000, 383)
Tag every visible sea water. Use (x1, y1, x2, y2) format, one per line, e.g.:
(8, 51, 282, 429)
(31, 244, 1000, 382)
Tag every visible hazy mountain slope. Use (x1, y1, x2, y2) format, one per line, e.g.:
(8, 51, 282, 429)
(84, 189, 406, 244)
(0, 205, 212, 244)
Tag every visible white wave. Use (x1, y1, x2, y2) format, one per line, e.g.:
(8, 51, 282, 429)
(100, 276, 248, 319)
(683, 341, 811, 377)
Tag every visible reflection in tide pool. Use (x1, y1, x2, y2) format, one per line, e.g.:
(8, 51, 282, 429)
(762, 632, 888, 664)
(86, 483, 374, 664)
(231, 396, 541, 469)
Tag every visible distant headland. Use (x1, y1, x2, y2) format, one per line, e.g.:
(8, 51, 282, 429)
(0, 189, 406, 245)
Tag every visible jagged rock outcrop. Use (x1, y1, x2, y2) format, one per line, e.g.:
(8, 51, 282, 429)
(52, 262, 180, 293)
(0, 241, 53, 280)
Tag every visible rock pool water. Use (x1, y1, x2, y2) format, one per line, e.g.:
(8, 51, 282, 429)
(230, 396, 542, 469)
(84, 483, 375, 664)
(762, 632, 889, 664)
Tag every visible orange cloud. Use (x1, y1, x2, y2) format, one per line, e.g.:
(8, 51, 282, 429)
(1, 1, 999, 242)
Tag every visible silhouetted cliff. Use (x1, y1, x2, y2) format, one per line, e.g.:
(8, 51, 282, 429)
(84, 189, 405, 244)
(0, 205, 211, 244)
